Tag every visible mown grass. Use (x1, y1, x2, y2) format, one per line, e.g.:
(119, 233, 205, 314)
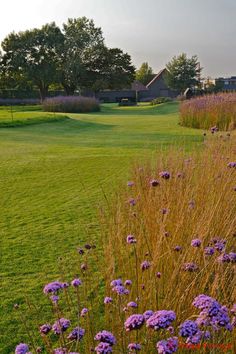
(0, 102, 204, 352)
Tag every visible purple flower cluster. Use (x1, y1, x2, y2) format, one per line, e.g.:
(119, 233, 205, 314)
(104, 297, 113, 304)
(146, 310, 176, 330)
(150, 179, 160, 187)
(143, 310, 154, 320)
(156, 337, 178, 354)
(71, 278, 82, 287)
(67, 327, 85, 341)
(43, 281, 65, 294)
(95, 342, 112, 353)
(191, 239, 202, 247)
(179, 320, 198, 337)
(94, 330, 116, 345)
(159, 171, 171, 179)
(80, 308, 88, 317)
(127, 181, 134, 187)
(227, 162, 236, 168)
(182, 262, 198, 272)
(204, 247, 215, 256)
(52, 318, 70, 335)
(40, 324, 51, 335)
(126, 235, 137, 244)
(128, 198, 136, 206)
(141, 260, 151, 271)
(112, 285, 129, 295)
(217, 252, 236, 263)
(15, 343, 31, 354)
(124, 314, 145, 331)
(128, 343, 141, 352)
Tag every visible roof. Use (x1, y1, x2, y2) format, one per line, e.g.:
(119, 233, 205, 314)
(146, 68, 167, 88)
(131, 80, 148, 91)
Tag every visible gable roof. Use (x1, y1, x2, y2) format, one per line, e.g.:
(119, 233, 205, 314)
(146, 68, 167, 88)
(131, 80, 148, 91)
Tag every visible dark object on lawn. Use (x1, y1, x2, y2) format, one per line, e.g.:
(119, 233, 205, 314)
(118, 98, 137, 106)
(151, 97, 172, 105)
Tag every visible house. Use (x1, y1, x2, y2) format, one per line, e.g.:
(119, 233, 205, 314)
(214, 76, 236, 91)
(97, 68, 178, 103)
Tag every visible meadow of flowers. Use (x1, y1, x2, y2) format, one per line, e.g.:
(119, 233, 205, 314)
(42, 96, 100, 113)
(14, 135, 236, 353)
(179, 93, 236, 130)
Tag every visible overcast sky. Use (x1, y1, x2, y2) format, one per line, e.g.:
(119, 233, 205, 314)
(0, 0, 235, 77)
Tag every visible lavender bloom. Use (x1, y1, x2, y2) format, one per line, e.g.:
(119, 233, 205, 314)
(204, 247, 215, 256)
(81, 308, 89, 317)
(182, 262, 198, 272)
(212, 238, 226, 252)
(150, 179, 160, 187)
(127, 301, 138, 308)
(128, 343, 141, 351)
(146, 310, 176, 330)
(229, 252, 236, 263)
(179, 320, 198, 337)
(227, 162, 236, 168)
(159, 171, 171, 179)
(52, 318, 71, 334)
(112, 285, 129, 295)
(186, 330, 203, 344)
(217, 253, 231, 263)
(71, 278, 82, 287)
(67, 327, 85, 341)
(127, 181, 134, 187)
(156, 272, 161, 278)
(156, 337, 178, 354)
(231, 304, 236, 314)
(110, 279, 122, 287)
(15, 343, 30, 354)
(128, 198, 136, 206)
(124, 280, 132, 286)
(141, 260, 151, 271)
(43, 281, 64, 294)
(193, 294, 221, 314)
(143, 310, 154, 320)
(95, 342, 112, 353)
(210, 126, 218, 133)
(124, 314, 145, 331)
(126, 235, 137, 244)
(77, 248, 85, 255)
(167, 326, 175, 334)
(54, 349, 66, 354)
(104, 297, 113, 304)
(62, 282, 69, 289)
(191, 239, 201, 247)
(50, 295, 59, 304)
(94, 331, 116, 345)
(161, 208, 169, 215)
(174, 246, 182, 252)
(40, 324, 51, 335)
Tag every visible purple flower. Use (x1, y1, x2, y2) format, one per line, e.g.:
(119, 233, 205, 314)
(81, 263, 87, 271)
(229, 252, 236, 263)
(95, 342, 112, 353)
(126, 235, 137, 244)
(104, 297, 113, 304)
(71, 278, 82, 287)
(204, 247, 215, 256)
(210, 126, 218, 133)
(112, 285, 129, 295)
(62, 282, 69, 289)
(15, 343, 30, 354)
(128, 343, 141, 351)
(124, 280, 132, 286)
(186, 330, 203, 344)
(179, 320, 198, 337)
(146, 310, 176, 330)
(217, 253, 231, 263)
(94, 330, 116, 345)
(127, 301, 138, 308)
(141, 260, 151, 271)
(159, 171, 171, 179)
(156, 337, 178, 354)
(50, 295, 59, 304)
(67, 327, 85, 341)
(191, 239, 201, 247)
(231, 304, 236, 314)
(81, 308, 88, 317)
(54, 349, 67, 354)
(193, 295, 220, 314)
(212, 238, 226, 252)
(124, 314, 145, 331)
(143, 310, 154, 320)
(39, 324, 51, 335)
(52, 318, 70, 334)
(110, 279, 122, 287)
(77, 247, 85, 255)
(161, 208, 169, 215)
(43, 281, 64, 294)
(174, 246, 182, 252)
(227, 162, 236, 168)
(127, 181, 134, 187)
(150, 179, 160, 187)
(156, 272, 161, 278)
(128, 198, 136, 206)
(188, 200, 195, 209)
(182, 262, 198, 272)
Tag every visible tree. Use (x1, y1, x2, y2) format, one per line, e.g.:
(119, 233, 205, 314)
(165, 53, 202, 93)
(135, 62, 153, 85)
(1, 23, 63, 100)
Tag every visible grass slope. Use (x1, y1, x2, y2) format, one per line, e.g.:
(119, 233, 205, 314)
(0, 102, 203, 352)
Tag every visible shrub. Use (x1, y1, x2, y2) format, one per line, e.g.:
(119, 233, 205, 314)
(180, 93, 236, 130)
(42, 96, 100, 113)
(151, 97, 172, 105)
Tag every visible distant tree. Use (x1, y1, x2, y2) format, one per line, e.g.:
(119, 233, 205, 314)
(1, 23, 63, 100)
(135, 62, 153, 85)
(165, 53, 202, 93)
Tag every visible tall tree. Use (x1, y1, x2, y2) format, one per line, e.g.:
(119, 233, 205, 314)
(135, 62, 153, 85)
(1, 23, 63, 100)
(165, 53, 202, 93)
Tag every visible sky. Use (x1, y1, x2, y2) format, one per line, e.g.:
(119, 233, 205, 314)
(0, 0, 235, 78)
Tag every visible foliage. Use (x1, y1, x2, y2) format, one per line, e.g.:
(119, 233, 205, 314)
(0, 98, 40, 106)
(180, 92, 236, 130)
(165, 53, 202, 93)
(42, 96, 100, 113)
(151, 97, 172, 105)
(135, 62, 154, 85)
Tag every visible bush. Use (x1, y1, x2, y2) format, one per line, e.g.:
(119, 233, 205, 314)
(43, 96, 100, 113)
(151, 96, 172, 105)
(180, 93, 236, 130)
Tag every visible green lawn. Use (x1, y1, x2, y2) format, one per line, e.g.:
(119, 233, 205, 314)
(0, 102, 203, 352)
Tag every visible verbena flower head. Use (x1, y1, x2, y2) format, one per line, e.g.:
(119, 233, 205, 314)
(52, 318, 71, 334)
(124, 280, 132, 286)
(110, 279, 122, 287)
(112, 285, 129, 295)
(156, 337, 178, 354)
(124, 314, 145, 331)
(204, 247, 215, 256)
(141, 260, 151, 271)
(43, 281, 64, 294)
(150, 179, 160, 187)
(227, 162, 236, 168)
(54, 349, 66, 354)
(159, 171, 171, 179)
(193, 294, 220, 314)
(217, 253, 231, 263)
(156, 272, 161, 278)
(182, 262, 198, 272)
(127, 301, 138, 308)
(174, 246, 182, 252)
(143, 310, 154, 320)
(50, 295, 59, 304)
(104, 297, 113, 304)
(15, 343, 30, 354)
(128, 343, 141, 351)
(191, 239, 201, 247)
(128, 198, 136, 206)
(212, 238, 226, 252)
(39, 324, 51, 335)
(71, 278, 82, 287)
(228, 252, 236, 263)
(186, 330, 204, 344)
(81, 308, 88, 317)
(94, 330, 116, 345)
(95, 342, 112, 353)
(127, 181, 134, 187)
(179, 320, 198, 337)
(126, 235, 137, 244)
(146, 310, 176, 330)
(67, 327, 85, 341)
